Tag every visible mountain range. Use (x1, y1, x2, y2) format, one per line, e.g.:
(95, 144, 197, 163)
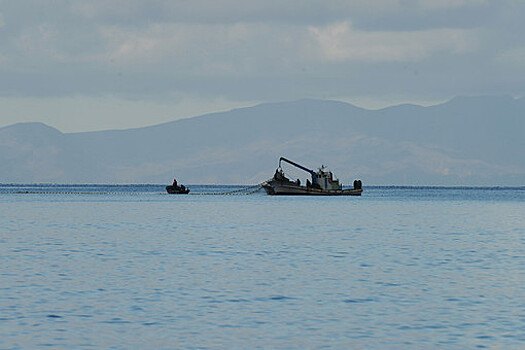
(1, 96, 524, 185)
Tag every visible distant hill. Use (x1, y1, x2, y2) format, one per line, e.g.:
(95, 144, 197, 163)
(1, 96, 524, 185)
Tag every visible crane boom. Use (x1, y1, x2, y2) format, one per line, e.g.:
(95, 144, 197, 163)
(279, 157, 316, 178)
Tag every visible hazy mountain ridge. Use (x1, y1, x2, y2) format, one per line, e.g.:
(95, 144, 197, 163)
(1, 96, 523, 185)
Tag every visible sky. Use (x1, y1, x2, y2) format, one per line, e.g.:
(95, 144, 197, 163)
(1, 0, 524, 132)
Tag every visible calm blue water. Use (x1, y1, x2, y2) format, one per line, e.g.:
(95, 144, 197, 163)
(1, 185, 524, 349)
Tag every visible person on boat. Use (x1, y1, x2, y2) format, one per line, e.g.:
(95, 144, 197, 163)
(173, 179, 178, 188)
(274, 169, 286, 181)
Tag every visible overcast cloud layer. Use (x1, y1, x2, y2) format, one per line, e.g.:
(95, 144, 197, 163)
(1, 0, 524, 131)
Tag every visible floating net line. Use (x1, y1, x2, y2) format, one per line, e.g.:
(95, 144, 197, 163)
(1, 179, 273, 196)
(188, 179, 271, 196)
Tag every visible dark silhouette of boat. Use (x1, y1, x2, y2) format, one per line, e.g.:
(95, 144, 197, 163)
(263, 157, 362, 196)
(166, 184, 190, 194)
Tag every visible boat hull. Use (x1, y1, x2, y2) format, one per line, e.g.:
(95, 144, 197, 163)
(166, 185, 190, 194)
(263, 181, 362, 196)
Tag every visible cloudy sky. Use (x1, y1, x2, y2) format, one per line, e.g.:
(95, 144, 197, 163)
(1, 0, 524, 132)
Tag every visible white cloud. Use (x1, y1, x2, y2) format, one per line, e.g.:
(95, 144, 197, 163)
(96, 22, 302, 76)
(308, 21, 477, 63)
(89, 18, 480, 72)
(98, 22, 251, 73)
(14, 24, 69, 62)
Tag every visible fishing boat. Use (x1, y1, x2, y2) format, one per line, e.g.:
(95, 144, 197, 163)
(263, 157, 362, 196)
(166, 184, 190, 194)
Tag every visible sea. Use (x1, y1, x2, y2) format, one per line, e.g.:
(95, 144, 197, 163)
(1, 184, 524, 349)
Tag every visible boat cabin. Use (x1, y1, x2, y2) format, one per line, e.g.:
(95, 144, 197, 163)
(314, 166, 342, 190)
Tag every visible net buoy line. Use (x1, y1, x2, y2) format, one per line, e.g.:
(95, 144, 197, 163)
(2, 179, 272, 196)
(5, 190, 143, 195)
(189, 180, 270, 196)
